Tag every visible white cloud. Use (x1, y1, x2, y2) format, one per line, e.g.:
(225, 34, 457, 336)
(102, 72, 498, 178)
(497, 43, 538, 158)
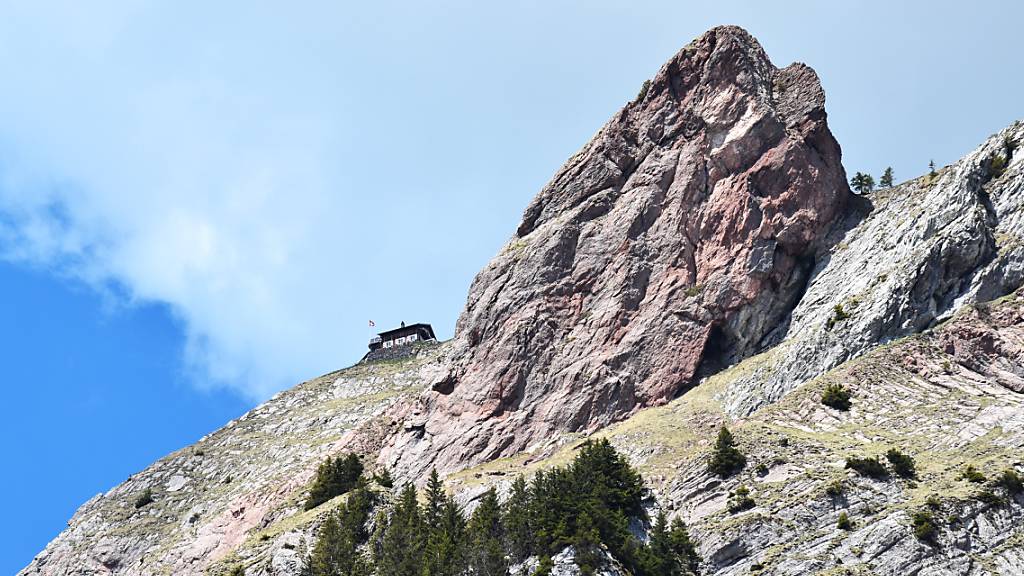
(0, 2, 511, 399)
(0, 1, 687, 399)
(0, 87, 349, 397)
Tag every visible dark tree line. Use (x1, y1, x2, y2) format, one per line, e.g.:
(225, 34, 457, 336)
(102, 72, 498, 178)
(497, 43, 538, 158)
(305, 439, 700, 576)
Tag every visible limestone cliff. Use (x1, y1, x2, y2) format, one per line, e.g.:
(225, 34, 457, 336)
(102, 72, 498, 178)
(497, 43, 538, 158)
(19, 25, 1024, 576)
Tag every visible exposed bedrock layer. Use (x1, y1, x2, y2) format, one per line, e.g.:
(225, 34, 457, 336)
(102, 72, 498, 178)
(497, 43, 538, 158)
(380, 25, 854, 477)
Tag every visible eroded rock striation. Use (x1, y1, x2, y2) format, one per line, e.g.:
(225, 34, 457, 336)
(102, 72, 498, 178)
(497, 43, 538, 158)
(382, 25, 853, 478)
(720, 120, 1024, 415)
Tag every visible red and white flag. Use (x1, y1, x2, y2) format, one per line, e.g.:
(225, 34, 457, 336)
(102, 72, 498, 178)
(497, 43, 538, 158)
(368, 320, 376, 327)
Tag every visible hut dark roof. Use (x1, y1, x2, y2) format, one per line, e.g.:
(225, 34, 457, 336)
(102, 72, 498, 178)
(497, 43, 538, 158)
(377, 323, 435, 340)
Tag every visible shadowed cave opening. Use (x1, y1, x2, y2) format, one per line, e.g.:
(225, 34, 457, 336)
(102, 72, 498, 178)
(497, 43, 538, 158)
(693, 323, 739, 385)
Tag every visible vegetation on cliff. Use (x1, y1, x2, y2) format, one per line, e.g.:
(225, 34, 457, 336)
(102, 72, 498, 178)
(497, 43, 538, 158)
(306, 440, 699, 575)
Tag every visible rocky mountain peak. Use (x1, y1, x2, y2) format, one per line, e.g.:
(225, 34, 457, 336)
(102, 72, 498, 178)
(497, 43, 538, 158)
(20, 25, 1024, 576)
(380, 25, 853, 478)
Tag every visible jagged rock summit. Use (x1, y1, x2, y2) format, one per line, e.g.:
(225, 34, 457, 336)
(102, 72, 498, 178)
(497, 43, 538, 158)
(20, 24, 1024, 576)
(381, 25, 852, 478)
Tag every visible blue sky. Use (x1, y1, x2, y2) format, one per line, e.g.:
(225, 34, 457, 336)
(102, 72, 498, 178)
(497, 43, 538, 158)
(1, 1, 1021, 571)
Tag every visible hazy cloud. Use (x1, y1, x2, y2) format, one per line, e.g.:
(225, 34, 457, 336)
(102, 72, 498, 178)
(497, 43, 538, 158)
(0, 2, 518, 398)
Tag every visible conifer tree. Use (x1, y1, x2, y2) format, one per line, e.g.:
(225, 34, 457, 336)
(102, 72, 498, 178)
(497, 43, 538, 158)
(422, 470, 468, 576)
(308, 513, 351, 576)
(647, 511, 699, 576)
(570, 439, 646, 520)
(307, 486, 375, 576)
(528, 469, 563, 552)
(880, 166, 894, 188)
(503, 475, 534, 562)
(708, 426, 746, 477)
(423, 469, 446, 531)
(375, 483, 425, 576)
(647, 511, 672, 575)
(424, 495, 468, 576)
(338, 485, 373, 545)
(572, 509, 603, 575)
(667, 517, 699, 575)
(306, 453, 364, 510)
(467, 488, 507, 576)
(850, 172, 875, 194)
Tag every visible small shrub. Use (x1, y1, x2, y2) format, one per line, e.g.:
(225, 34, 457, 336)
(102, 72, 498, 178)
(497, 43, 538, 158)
(885, 448, 917, 479)
(837, 511, 853, 530)
(372, 467, 394, 489)
(925, 494, 942, 509)
(728, 485, 756, 513)
(845, 456, 888, 480)
(821, 383, 852, 411)
(825, 480, 844, 498)
(960, 465, 986, 484)
(535, 556, 554, 576)
(635, 79, 651, 103)
(134, 488, 154, 509)
(991, 154, 1008, 178)
(826, 304, 851, 330)
(755, 463, 769, 476)
(227, 566, 245, 576)
(995, 469, 1024, 494)
(911, 510, 937, 542)
(708, 426, 747, 478)
(976, 489, 1006, 506)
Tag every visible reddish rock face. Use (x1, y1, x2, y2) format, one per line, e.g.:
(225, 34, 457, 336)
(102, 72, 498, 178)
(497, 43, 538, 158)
(382, 26, 853, 477)
(937, 303, 1024, 393)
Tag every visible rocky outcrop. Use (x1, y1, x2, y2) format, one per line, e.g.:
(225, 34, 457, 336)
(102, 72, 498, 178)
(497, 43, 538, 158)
(380, 25, 853, 479)
(449, 289, 1024, 576)
(513, 547, 628, 576)
(720, 120, 1024, 415)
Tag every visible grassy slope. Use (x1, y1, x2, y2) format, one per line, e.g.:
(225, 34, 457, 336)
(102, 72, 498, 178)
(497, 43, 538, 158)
(447, 293, 1024, 574)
